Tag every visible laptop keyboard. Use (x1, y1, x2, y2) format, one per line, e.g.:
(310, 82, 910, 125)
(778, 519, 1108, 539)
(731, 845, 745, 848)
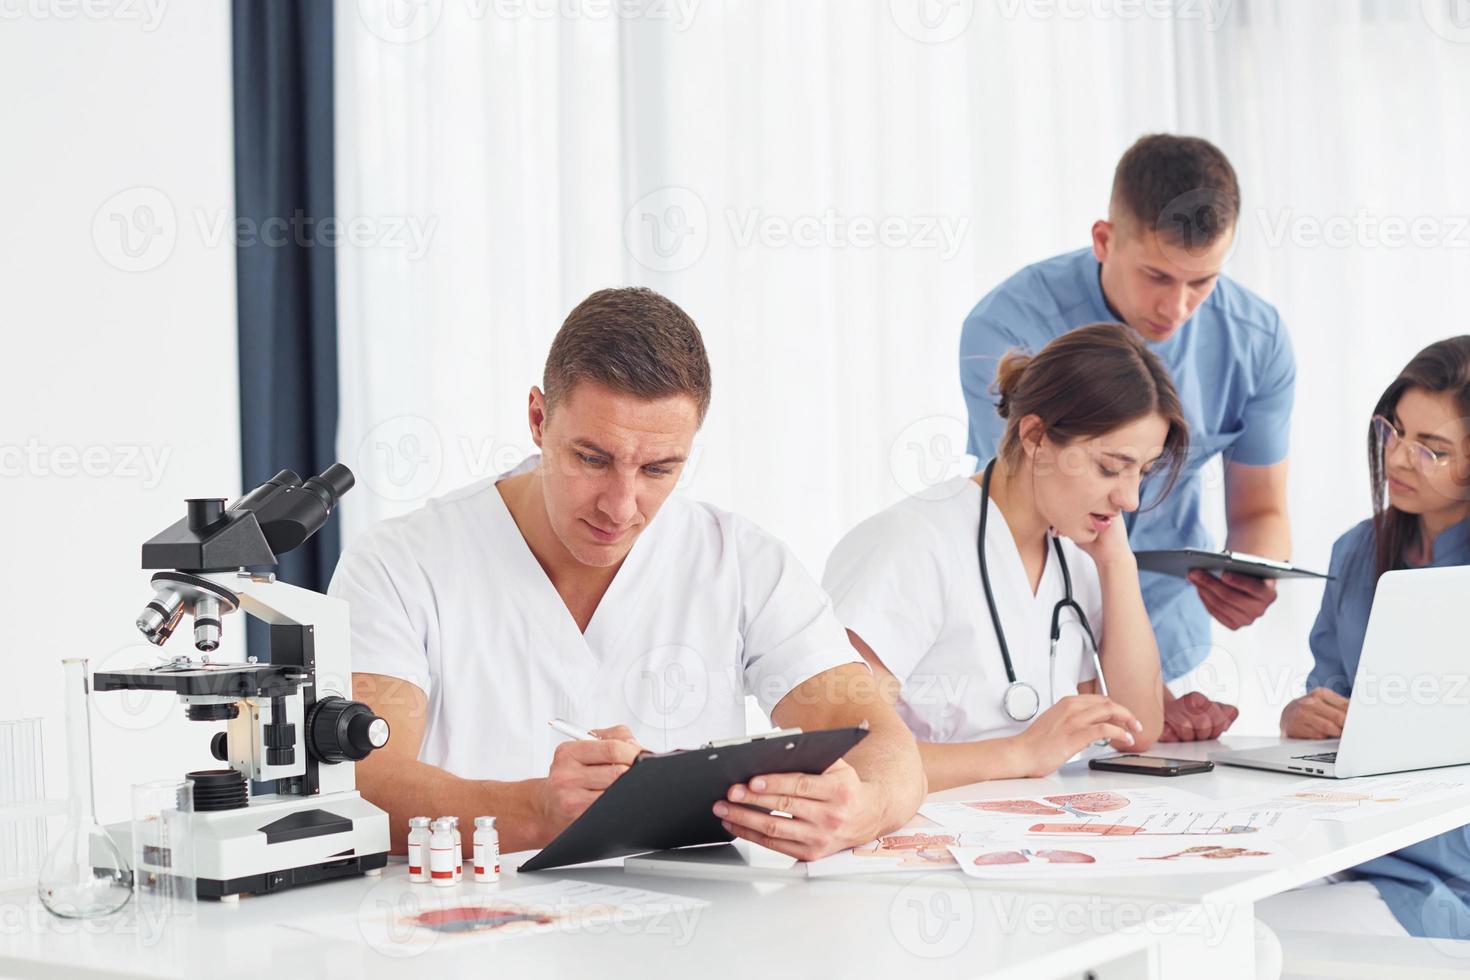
(1293, 751, 1338, 763)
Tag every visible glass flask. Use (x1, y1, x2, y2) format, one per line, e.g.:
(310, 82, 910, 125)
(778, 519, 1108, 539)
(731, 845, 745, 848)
(37, 658, 132, 918)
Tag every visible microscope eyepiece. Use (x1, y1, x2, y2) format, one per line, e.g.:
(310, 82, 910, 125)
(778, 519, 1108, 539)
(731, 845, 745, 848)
(299, 463, 355, 520)
(305, 463, 355, 506)
(143, 463, 354, 574)
(226, 469, 302, 517)
(256, 464, 356, 556)
(186, 498, 227, 533)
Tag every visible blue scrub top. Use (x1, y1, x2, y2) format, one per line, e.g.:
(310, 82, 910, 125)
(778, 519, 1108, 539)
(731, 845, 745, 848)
(960, 248, 1296, 680)
(1309, 517, 1470, 940)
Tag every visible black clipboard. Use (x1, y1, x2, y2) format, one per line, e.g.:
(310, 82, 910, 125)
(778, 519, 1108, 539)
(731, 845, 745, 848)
(1134, 548, 1331, 581)
(519, 725, 869, 872)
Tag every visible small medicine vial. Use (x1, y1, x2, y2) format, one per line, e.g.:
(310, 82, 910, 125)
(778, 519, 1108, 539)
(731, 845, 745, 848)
(406, 816, 431, 883)
(448, 816, 463, 882)
(474, 816, 500, 883)
(428, 818, 456, 887)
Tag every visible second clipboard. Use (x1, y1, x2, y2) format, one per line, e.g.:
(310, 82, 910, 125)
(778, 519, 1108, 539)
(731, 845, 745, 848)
(1134, 548, 1331, 581)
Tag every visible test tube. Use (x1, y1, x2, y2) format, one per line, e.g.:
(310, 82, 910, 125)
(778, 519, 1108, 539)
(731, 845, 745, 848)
(0, 719, 49, 890)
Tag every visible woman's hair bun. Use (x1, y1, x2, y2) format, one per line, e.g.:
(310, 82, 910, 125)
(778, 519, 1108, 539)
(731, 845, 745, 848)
(993, 350, 1032, 420)
(986, 322, 1191, 513)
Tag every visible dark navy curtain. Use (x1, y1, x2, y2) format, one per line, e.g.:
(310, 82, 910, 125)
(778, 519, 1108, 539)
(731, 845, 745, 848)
(232, 0, 339, 663)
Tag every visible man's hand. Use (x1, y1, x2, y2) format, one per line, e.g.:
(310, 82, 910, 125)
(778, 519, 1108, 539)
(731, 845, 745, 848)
(536, 725, 642, 838)
(712, 759, 881, 862)
(1188, 570, 1278, 630)
(1281, 689, 1349, 740)
(1012, 694, 1142, 777)
(1159, 690, 1239, 742)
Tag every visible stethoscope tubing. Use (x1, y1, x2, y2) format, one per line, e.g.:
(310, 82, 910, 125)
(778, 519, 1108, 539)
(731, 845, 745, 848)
(978, 459, 1108, 723)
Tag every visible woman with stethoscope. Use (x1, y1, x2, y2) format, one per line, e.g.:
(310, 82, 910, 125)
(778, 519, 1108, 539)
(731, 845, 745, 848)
(823, 323, 1186, 790)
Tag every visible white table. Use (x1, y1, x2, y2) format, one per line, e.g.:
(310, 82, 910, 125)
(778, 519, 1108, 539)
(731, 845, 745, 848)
(2, 735, 1467, 979)
(0, 863, 1174, 979)
(925, 737, 1470, 907)
(915, 735, 1470, 977)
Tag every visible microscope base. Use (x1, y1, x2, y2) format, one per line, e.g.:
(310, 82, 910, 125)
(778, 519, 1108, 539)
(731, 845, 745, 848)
(109, 789, 391, 899)
(195, 849, 388, 899)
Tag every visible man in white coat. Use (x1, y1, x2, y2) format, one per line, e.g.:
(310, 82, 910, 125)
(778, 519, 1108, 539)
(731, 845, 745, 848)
(331, 286, 926, 860)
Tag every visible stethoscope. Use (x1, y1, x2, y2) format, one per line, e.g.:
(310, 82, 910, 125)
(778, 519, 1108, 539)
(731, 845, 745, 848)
(978, 459, 1110, 723)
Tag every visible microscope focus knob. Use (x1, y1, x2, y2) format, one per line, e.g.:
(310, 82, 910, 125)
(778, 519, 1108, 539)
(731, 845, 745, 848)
(307, 697, 390, 764)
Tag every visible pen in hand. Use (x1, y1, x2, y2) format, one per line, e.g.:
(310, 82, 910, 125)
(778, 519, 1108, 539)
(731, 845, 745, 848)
(548, 718, 652, 762)
(548, 718, 599, 742)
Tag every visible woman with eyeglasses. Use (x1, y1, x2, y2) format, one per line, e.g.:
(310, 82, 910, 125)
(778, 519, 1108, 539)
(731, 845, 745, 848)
(1256, 336, 1470, 940)
(822, 323, 1186, 790)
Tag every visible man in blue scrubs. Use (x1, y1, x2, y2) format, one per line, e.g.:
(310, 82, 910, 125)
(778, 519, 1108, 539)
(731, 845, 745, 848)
(960, 134, 1294, 741)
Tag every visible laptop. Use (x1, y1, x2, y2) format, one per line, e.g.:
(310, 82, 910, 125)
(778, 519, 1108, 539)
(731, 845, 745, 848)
(1213, 565, 1470, 779)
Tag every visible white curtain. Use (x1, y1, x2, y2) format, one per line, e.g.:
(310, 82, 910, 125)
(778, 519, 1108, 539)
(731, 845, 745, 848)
(335, 0, 1470, 734)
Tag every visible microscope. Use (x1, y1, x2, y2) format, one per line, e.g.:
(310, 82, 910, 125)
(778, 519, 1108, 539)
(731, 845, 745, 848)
(93, 464, 392, 900)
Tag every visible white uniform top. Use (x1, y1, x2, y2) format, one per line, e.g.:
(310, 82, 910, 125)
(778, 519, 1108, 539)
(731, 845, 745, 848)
(329, 456, 861, 781)
(822, 475, 1101, 744)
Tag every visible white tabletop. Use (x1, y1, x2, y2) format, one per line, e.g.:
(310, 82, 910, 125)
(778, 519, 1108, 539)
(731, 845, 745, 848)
(0, 861, 1176, 980)
(2, 735, 1466, 979)
(918, 735, 1470, 907)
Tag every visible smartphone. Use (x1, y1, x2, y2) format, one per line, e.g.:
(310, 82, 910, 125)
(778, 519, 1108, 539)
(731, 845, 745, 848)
(1088, 754, 1214, 777)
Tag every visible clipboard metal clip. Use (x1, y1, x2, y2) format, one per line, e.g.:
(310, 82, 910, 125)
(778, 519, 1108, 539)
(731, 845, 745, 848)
(702, 727, 804, 750)
(700, 719, 869, 751)
(1222, 550, 1294, 571)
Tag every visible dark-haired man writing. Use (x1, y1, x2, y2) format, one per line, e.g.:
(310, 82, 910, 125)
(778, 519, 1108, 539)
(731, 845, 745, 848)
(333, 287, 925, 859)
(960, 135, 1294, 741)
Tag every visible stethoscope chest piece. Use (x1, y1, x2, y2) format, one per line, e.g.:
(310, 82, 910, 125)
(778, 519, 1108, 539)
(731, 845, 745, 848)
(1002, 680, 1041, 723)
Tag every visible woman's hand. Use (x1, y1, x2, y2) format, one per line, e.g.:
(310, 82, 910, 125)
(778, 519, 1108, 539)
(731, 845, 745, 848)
(1013, 694, 1143, 778)
(1281, 688, 1349, 740)
(1070, 513, 1135, 571)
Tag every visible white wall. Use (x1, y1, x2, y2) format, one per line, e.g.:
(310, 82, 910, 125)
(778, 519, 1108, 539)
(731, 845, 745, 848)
(0, 3, 239, 825)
